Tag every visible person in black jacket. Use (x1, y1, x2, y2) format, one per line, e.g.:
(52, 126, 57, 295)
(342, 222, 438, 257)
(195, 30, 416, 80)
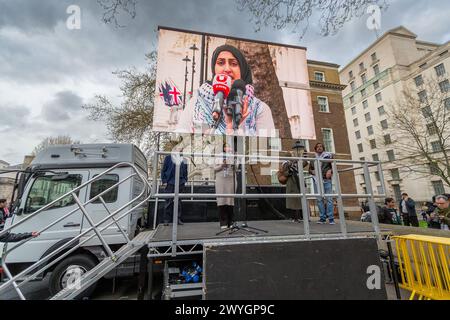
(0, 231, 39, 243)
(161, 146, 188, 226)
(379, 198, 397, 224)
(399, 193, 419, 227)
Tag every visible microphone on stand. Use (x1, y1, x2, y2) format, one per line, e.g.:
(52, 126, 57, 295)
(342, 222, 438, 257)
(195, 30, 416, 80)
(227, 80, 246, 130)
(212, 74, 232, 127)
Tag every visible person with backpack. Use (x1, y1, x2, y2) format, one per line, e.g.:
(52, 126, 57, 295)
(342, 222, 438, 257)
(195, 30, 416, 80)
(277, 141, 309, 222)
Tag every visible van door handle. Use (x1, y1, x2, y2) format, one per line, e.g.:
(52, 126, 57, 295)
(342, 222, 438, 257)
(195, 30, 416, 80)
(63, 222, 80, 228)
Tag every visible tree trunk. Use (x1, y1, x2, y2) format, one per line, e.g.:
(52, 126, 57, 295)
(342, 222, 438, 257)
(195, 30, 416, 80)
(226, 40, 291, 139)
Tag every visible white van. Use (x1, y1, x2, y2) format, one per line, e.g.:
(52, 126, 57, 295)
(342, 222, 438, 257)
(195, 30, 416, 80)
(1, 144, 148, 295)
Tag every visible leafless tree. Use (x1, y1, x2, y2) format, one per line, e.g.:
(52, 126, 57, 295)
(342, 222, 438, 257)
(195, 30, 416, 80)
(237, 0, 388, 38)
(83, 52, 170, 158)
(97, 0, 388, 37)
(32, 135, 81, 155)
(381, 76, 450, 187)
(97, 0, 137, 27)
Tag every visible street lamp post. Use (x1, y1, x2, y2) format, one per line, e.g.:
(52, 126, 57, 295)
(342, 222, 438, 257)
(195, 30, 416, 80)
(182, 55, 191, 110)
(189, 44, 199, 98)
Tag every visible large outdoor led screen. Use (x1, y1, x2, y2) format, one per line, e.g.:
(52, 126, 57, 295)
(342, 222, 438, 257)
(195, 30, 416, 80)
(153, 27, 316, 139)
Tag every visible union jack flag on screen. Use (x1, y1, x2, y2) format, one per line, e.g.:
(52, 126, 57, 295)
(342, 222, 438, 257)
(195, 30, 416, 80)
(158, 80, 183, 107)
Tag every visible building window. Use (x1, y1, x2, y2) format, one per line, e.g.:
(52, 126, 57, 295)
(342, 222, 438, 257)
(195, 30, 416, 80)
(371, 52, 378, 62)
(439, 79, 449, 93)
(377, 186, 384, 194)
(350, 96, 355, 104)
(435, 63, 446, 77)
(418, 90, 428, 104)
(387, 150, 395, 162)
(350, 81, 356, 91)
(360, 157, 365, 161)
(349, 70, 354, 79)
(391, 168, 400, 180)
(375, 92, 382, 102)
(432, 180, 445, 195)
(374, 171, 381, 181)
(429, 163, 440, 175)
(351, 106, 356, 115)
(372, 153, 379, 161)
(414, 75, 423, 87)
(365, 112, 371, 122)
(373, 80, 380, 90)
(359, 62, 365, 72)
(362, 100, 369, 109)
(421, 106, 432, 118)
(367, 125, 374, 135)
(353, 118, 359, 127)
(392, 184, 402, 201)
(427, 123, 438, 135)
(378, 106, 385, 115)
(358, 143, 363, 153)
(314, 71, 325, 82)
(361, 73, 367, 84)
(355, 130, 361, 139)
(431, 141, 442, 152)
(370, 139, 377, 149)
(318, 96, 329, 112)
(384, 134, 392, 145)
(361, 88, 367, 97)
(321, 128, 335, 153)
(89, 174, 119, 203)
(380, 119, 388, 129)
(445, 97, 450, 111)
(373, 64, 380, 75)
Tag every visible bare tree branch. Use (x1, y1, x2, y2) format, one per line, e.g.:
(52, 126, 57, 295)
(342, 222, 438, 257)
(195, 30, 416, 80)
(97, 0, 137, 27)
(32, 135, 81, 156)
(82, 51, 170, 158)
(236, 0, 389, 38)
(378, 76, 450, 187)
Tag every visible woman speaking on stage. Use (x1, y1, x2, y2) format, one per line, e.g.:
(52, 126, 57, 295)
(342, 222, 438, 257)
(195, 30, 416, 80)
(177, 44, 275, 136)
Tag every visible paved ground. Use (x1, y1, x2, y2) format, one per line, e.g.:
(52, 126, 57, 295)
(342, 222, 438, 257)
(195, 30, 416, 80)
(0, 275, 140, 300)
(0, 273, 408, 300)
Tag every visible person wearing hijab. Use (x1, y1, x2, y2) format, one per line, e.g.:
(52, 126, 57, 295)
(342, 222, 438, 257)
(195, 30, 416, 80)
(177, 44, 275, 136)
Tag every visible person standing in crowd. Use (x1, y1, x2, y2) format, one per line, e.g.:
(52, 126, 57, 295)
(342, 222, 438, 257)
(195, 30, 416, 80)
(309, 143, 335, 225)
(161, 146, 188, 225)
(214, 143, 236, 229)
(277, 141, 309, 222)
(0, 199, 8, 229)
(430, 195, 450, 230)
(399, 193, 419, 227)
(379, 198, 399, 224)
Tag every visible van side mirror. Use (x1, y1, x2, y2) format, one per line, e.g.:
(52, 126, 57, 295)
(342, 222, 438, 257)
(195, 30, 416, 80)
(16, 208, 24, 216)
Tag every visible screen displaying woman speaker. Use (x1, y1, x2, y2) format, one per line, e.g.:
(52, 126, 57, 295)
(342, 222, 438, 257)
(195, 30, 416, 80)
(153, 26, 316, 140)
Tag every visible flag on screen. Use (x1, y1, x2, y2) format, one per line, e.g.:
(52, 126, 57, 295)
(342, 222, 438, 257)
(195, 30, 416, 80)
(159, 80, 183, 107)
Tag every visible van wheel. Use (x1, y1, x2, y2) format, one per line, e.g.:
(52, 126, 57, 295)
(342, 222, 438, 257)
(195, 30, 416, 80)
(49, 254, 97, 299)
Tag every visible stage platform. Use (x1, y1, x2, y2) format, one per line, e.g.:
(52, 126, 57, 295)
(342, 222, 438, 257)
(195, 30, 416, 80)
(149, 219, 387, 243)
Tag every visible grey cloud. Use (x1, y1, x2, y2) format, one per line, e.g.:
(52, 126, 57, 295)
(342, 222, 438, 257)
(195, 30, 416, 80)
(0, 104, 30, 131)
(0, 0, 67, 32)
(41, 90, 83, 121)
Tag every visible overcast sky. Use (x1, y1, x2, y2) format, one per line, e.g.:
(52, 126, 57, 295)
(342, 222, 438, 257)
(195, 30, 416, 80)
(0, 0, 449, 164)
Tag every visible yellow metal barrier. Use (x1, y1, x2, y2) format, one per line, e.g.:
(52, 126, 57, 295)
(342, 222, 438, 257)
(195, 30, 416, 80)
(393, 234, 450, 300)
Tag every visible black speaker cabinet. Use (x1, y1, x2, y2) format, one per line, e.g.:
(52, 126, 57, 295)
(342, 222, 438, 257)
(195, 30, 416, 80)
(204, 238, 387, 300)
